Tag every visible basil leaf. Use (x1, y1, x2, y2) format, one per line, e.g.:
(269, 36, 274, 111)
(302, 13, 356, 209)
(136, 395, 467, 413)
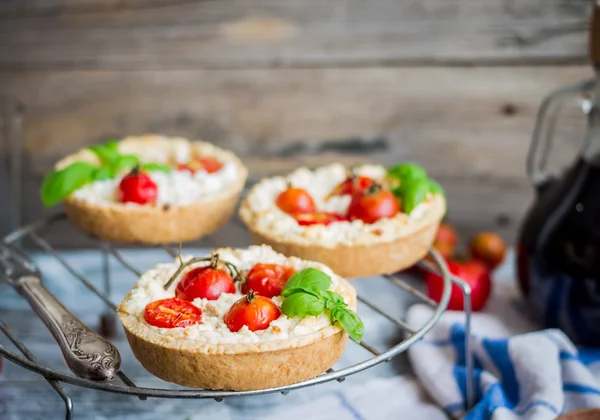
(320, 290, 347, 310)
(141, 162, 171, 173)
(40, 162, 97, 207)
(402, 179, 430, 215)
(113, 154, 140, 173)
(93, 166, 113, 181)
(388, 163, 428, 182)
(281, 268, 331, 297)
(281, 292, 325, 317)
(330, 307, 365, 342)
(89, 140, 120, 164)
(428, 178, 445, 197)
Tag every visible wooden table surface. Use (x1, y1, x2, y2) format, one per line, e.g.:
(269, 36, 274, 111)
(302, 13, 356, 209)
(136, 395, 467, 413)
(0, 246, 437, 420)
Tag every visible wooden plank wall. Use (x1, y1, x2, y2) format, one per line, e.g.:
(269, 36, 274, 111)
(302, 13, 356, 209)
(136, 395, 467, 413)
(0, 0, 595, 248)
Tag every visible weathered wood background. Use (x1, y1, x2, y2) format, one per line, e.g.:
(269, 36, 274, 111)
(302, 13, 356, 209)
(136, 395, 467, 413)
(0, 0, 595, 248)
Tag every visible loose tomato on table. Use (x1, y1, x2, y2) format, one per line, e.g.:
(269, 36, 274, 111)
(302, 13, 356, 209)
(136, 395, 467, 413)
(433, 223, 459, 260)
(469, 232, 507, 270)
(347, 184, 400, 224)
(327, 175, 374, 199)
(224, 291, 281, 332)
(118, 168, 158, 205)
(275, 184, 316, 215)
(242, 263, 296, 298)
(293, 212, 348, 226)
(144, 297, 203, 328)
(177, 157, 223, 174)
(425, 259, 492, 311)
(176, 265, 236, 301)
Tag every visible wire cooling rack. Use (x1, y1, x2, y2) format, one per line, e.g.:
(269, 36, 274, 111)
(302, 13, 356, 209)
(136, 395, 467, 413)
(0, 213, 475, 420)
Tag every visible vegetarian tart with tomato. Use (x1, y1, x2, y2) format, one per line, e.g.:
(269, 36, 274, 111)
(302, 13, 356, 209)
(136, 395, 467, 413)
(117, 245, 362, 391)
(239, 163, 446, 277)
(40, 135, 248, 244)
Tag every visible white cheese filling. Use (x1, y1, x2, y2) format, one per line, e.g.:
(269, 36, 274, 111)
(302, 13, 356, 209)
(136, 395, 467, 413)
(244, 163, 437, 246)
(72, 163, 238, 207)
(120, 245, 351, 345)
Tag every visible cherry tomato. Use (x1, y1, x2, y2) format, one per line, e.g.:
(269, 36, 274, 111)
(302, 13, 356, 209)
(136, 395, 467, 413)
(118, 169, 158, 205)
(275, 185, 316, 215)
(433, 223, 459, 260)
(144, 297, 203, 328)
(177, 157, 223, 174)
(327, 175, 374, 198)
(425, 259, 492, 311)
(176, 266, 236, 301)
(293, 212, 348, 226)
(469, 232, 507, 270)
(242, 263, 296, 298)
(224, 291, 281, 332)
(347, 185, 400, 224)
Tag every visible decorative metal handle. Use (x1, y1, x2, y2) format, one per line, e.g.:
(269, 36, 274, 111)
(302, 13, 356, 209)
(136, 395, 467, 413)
(14, 275, 121, 381)
(527, 78, 595, 190)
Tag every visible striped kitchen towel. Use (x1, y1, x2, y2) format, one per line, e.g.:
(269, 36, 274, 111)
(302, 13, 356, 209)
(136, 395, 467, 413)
(407, 300, 600, 420)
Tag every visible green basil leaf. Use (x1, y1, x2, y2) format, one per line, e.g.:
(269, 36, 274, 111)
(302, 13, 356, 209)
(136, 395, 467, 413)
(93, 166, 113, 181)
(89, 140, 120, 164)
(320, 290, 347, 310)
(281, 267, 331, 297)
(40, 162, 97, 207)
(401, 179, 430, 215)
(113, 154, 140, 173)
(388, 163, 428, 182)
(428, 178, 445, 197)
(330, 307, 365, 342)
(141, 162, 171, 173)
(281, 292, 325, 317)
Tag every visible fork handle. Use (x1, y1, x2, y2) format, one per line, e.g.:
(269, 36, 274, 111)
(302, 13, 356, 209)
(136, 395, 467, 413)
(15, 275, 121, 381)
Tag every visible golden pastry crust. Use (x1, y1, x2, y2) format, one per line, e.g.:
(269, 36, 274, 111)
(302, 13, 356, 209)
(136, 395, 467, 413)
(117, 246, 358, 391)
(55, 135, 248, 244)
(240, 186, 446, 278)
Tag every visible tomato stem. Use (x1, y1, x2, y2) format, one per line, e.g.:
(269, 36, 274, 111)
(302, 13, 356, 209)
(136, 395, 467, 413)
(365, 182, 382, 196)
(162, 255, 213, 290)
(246, 289, 257, 303)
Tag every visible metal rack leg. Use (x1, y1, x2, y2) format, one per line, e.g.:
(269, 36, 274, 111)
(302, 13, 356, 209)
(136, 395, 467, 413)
(0, 319, 73, 420)
(99, 245, 117, 338)
(450, 275, 475, 411)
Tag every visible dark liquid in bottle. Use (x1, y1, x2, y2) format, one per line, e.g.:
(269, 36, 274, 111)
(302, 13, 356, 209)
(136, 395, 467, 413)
(517, 156, 600, 346)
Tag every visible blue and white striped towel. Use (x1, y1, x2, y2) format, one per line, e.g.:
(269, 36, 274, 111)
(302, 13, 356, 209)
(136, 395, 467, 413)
(407, 283, 600, 420)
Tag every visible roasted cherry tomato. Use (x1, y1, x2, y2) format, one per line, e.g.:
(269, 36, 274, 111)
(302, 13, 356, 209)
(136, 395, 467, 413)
(177, 157, 223, 174)
(176, 266, 236, 301)
(224, 290, 281, 332)
(118, 168, 158, 205)
(469, 232, 507, 270)
(425, 259, 492, 311)
(327, 175, 374, 199)
(242, 263, 296, 298)
(347, 185, 400, 224)
(275, 185, 316, 215)
(293, 212, 348, 226)
(144, 297, 203, 328)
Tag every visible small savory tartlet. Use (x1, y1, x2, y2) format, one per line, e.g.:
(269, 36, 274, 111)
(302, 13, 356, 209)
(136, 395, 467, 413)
(41, 134, 248, 244)
(239, 163, 446, 278)
(117, 245, 361, 391)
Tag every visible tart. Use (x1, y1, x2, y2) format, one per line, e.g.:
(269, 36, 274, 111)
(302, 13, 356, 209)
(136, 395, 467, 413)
(117, 245, 362, 391)
(40, 134, 248, 244)
(239, 163, 446, 278)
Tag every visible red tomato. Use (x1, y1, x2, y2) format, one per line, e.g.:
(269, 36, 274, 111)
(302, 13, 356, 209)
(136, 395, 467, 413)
(425, 259, 492, 311)
(118, 169, 158, 204)
(347, 186, 400, 224)
(176, 266, 236, 301)
(328, 175, 374, 198)
(177, 157, 223, 174)
(242, 263, 296, 298)
(469, 232, 507, 270)
(144, 297, 203, 328)
(293, 212, 348, 226)
(224, 291, 281, 332)
(275, 185, 316, 215)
